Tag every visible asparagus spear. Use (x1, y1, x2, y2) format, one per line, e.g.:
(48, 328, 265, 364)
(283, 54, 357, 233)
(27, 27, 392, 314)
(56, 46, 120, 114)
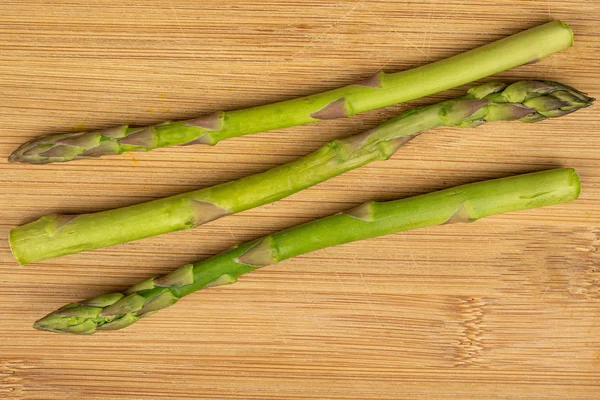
(33, 168, 581, 334)
(9, 20, 573, 164)
(9, 80, 593, 265)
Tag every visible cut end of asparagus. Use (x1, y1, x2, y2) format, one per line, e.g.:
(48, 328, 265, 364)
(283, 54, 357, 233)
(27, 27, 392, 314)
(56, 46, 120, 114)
(557, 20, 574, 46)
(571, 169, 582, 199)
(7, 230, 21, 266)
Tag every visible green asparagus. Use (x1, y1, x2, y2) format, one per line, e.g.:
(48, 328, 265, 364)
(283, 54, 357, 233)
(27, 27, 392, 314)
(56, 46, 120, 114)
(9, 80, 593, 264)
(33, 168, 581, 334)
(9, 21, 573, 164)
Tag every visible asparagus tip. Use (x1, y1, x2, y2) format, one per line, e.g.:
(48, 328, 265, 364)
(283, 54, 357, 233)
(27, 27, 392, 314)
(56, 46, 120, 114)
(7, 152, 20, 163)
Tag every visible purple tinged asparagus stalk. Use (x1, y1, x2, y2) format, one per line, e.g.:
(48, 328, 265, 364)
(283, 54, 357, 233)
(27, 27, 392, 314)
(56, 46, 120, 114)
(9, 21, 574, 164)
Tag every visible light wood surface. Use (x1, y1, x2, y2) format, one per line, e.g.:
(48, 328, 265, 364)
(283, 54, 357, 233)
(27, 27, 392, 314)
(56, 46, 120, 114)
(1, 1, 599, 399)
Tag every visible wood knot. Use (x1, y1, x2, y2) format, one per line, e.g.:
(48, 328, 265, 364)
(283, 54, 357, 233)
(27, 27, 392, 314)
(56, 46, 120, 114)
(454, 296, 486, 366)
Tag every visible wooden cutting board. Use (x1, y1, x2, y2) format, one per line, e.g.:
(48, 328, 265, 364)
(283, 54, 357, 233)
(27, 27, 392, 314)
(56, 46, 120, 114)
(0, 1, 598, 399)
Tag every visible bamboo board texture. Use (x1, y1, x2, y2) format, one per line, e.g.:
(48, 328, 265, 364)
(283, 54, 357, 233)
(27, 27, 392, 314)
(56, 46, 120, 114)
(0, 1, 599, 399)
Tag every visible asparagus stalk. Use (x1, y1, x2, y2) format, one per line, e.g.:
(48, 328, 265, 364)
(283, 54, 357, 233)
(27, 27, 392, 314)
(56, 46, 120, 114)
(33, 168, 581, 334)
(9, 81, 593, 264)
(9, 20, 574, 164)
